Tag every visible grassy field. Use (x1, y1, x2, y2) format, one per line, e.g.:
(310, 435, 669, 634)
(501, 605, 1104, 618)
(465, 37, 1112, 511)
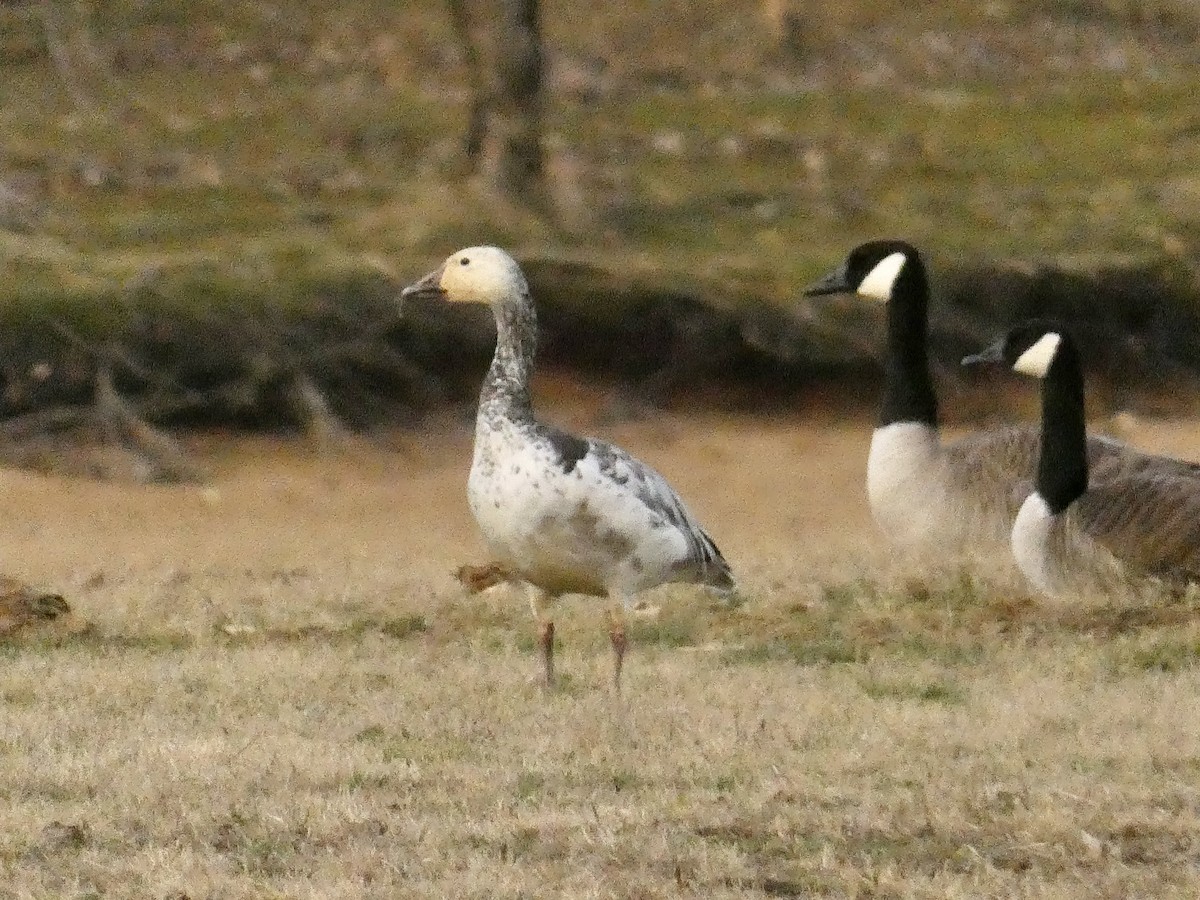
(4, 394, 1200, 897)
(4, 5, 1200, 895)
(1, 0, 1199, 320)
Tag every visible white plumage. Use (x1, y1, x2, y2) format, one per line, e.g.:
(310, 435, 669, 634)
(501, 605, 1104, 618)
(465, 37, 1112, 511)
(1010, 492, 1057, 595)
(401, 246, 732, 689)
(469, 419, 725, 598)
(866, 421, 956, 550)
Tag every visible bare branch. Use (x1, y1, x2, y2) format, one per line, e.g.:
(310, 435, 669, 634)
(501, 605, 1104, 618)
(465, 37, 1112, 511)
(0, 406, 93, 442)
(39, 0, 94, 113)
(449, 0, 547, 207)
(447, 0, 488, 166)
(94, 364, 208, 483)
(285, 371, 350, 447)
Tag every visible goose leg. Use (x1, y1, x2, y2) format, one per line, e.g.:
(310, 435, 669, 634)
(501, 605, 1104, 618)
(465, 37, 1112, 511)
(526, 585, 555, 689)
(607, 599, 629, 693)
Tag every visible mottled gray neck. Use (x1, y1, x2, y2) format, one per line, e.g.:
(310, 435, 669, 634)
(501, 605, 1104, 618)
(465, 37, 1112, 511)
(479, 291, 537, 425)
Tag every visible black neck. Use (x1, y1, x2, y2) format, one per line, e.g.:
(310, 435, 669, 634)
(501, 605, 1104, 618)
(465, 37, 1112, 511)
(879, 259, 938, 428)
(479, 294, 536, 423)
(1036, 338, 1088, 514)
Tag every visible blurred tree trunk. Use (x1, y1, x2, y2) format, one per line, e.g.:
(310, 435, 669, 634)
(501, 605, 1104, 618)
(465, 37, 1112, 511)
(40, 0, 110, 113)
(448, 0, 547, 210)
(761, 0, 805, 60)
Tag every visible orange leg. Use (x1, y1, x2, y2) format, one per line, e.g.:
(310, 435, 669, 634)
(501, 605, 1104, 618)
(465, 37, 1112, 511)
(538, 618, 556, 689)
(527, 586, 555, 689)
(607, 602, 628, 693)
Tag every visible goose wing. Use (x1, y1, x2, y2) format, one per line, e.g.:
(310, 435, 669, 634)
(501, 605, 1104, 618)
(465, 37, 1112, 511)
(1088, 435, 1200, 482)
(942, 425, 1042, 518)
(944, 426, 1200, 520)
(550, 429, 732, 590)
(1072, 473, 1200, 584)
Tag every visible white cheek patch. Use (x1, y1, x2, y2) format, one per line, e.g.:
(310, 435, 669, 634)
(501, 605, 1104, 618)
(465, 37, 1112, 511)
(856, 252, 908, 302)
(1013, 333, 1061, 378)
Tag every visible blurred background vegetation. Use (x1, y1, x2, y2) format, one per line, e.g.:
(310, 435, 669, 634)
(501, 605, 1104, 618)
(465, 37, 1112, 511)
(1, 0, 1199, 457)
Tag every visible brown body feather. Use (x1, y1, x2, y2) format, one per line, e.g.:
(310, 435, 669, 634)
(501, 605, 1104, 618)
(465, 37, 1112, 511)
(1065, 472, 1200, 588)
(896, 425, 1200, 553)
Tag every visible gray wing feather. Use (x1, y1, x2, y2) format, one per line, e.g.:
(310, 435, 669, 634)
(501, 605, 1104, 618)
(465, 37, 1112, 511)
(943, 425, 1200, 528)
(1072, 474, 1200, 585)
(943, 425, 1043, 523)
(588, 439, 733, 590)
(1089, 435, 1200, 482)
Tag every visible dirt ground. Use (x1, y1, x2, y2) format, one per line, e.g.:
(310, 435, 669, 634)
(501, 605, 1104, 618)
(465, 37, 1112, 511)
(4, 388, 886, 601)
(9, 382, 1197, 603)
(4, 384, 1200, 897)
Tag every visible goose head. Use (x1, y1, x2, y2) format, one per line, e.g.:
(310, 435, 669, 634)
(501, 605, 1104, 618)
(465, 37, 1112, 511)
(962, 320, 1066, 379)
(400, 246, 529, 308)
(804, 240, 920, 302)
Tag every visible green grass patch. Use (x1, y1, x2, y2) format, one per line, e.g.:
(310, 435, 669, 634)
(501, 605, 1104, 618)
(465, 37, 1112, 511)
(1110, 636, 1200, 674)
(722, 634, 867, 667)
(858, 675, 966, 705)
(380, 614, 429, 640)
(607, 769, 644, 793)
(0, 687, 38, 707)
(344, 770, 393, 792)
(65, 630, 195, 655)
(353, 724, 389, 744)
(514, 769, 546, 801)
(628, 614, 703, 649)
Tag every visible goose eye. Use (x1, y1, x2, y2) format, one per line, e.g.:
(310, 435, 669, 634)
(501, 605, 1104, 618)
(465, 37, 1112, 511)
(460, 257, 470, 266)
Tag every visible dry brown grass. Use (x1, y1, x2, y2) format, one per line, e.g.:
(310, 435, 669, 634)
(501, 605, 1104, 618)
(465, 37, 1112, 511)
(4, 395, 1200, 897)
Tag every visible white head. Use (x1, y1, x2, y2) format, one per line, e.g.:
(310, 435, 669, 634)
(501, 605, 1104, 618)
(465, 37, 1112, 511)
(400, 246, 528, 307)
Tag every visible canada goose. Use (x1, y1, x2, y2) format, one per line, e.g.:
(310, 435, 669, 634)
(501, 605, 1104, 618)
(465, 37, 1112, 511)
(400, 247, 733, 690)
(805, 240, 1200, 557)
(964, 320, 1200, 596)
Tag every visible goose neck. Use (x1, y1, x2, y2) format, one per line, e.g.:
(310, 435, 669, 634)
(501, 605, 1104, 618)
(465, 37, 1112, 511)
(479, 293, 537, 423)
(1036, 339, 1088, 514)
(880, 262, 938, 428)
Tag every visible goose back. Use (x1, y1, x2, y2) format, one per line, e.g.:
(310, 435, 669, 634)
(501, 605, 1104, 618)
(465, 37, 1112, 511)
(871, 422, 1200, 555)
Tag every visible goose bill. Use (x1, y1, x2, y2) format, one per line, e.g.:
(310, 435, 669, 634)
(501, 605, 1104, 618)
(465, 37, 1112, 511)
(803, 263, 852, 297)
(399, 266, 448, 304)
(962, 341, 1006, 367)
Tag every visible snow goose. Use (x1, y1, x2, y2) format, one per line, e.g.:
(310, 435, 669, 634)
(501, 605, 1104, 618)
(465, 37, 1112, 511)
(401, 247, 733, 689)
